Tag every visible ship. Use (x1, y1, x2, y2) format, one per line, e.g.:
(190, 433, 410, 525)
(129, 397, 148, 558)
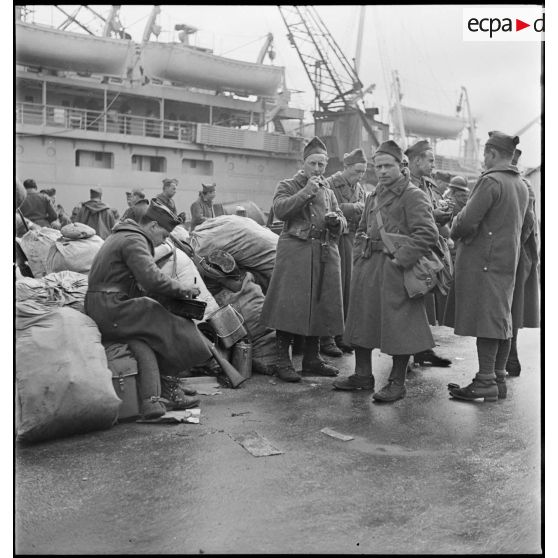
(15, 6, 306, 218)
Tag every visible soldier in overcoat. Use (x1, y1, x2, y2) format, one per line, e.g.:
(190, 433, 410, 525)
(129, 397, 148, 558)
(85, 199, 212, 416)
(506, 149, 540, 376)
(406, 140, 453, 367)
(445, 132, 529, 402)
(319, 147, 367, 357)
(260, 137, 347, 382)
(334, 140, 439, 402)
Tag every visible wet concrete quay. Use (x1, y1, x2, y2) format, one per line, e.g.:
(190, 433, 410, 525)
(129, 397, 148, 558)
(15, 326, 541, 554)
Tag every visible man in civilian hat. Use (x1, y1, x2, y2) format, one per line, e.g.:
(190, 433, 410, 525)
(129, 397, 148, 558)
(19, 178, 58, 228)
(86, 199, 212, 417)
(405, 139, 453, 367)
(156, 177, 179, 214)
(73, 186, 117, 240)
(120, 188, 149, 222)
(260, 136, 347, 382)
(445, 131, 529, 402)
(190, 182, 217, 231)
(319, 147, 368, 357)
(334, 140, 438, 401)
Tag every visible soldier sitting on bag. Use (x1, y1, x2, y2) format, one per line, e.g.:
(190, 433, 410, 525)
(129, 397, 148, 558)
(86, 199, 215, 417)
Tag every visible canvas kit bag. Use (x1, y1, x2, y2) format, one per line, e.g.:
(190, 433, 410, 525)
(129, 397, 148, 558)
(375, 210, 450, 299)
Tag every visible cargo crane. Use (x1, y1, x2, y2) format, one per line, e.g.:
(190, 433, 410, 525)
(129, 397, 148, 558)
(278, 5, 386, 176)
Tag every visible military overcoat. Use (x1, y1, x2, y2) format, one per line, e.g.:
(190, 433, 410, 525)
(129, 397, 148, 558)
(511, 177, 540, 329)
(444, 164, 529, 338)
(344, 175, 439, 354)
(327, 171, 366, 314)
(85, 221, 211, 373)
(260, 170, 346, 336)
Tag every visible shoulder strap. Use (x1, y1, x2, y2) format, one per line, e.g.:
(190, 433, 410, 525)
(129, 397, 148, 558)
(375, 210, 397, 255)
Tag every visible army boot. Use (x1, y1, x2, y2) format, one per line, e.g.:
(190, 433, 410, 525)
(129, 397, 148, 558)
(335, 334, 354, 354)
(128, 339, 166, 419)
(303, 336, 339, 376)
(276, 330, 300, 382)
(320, 336, 343, 357)
(495, 371, 507, 399)
(373, 355, 409, 402)
(448, 373, 498, 402)
(333, 347, 374, 391)
(160, 375, 200, 410)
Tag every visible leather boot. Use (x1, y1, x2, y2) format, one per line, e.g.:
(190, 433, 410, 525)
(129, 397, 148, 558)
(160, 375, 200, 409)
(128, 339, 166, 419)
(320, 336, 343, 357)
(414, 348, 451, 367)
(276, 330, 300, 382)
(333, 347, 374, 391)
(495, 371, 507, 399)
(373, 355, 408, 402)
(448, 373, 498, 402)
(335, 334, 354, 354)
(505, 332, 521, 376)
(303, 336, 339, 376)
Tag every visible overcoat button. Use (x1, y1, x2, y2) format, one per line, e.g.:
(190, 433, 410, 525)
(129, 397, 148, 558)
(488, 232, 493, 236)
(113, 323, 118, 327)
(483, 267, 488, 271)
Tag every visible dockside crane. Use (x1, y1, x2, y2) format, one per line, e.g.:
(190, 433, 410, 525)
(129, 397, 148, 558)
(278, 5, 385, 174)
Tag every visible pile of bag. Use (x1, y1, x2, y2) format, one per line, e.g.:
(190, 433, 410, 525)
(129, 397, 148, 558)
(19, 227, 62, 278)
(15, 306, 120, 443)
(46, 223, 104, 275)
(154, 239, 219, 319)
(213, 272, 277, 375)
(16, 270, 89, 314)
(190, 215, 278, 291)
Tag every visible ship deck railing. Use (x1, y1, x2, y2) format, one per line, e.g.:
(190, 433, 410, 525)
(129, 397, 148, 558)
(15, 102, 197, 142)
(15, 102, 304, 155)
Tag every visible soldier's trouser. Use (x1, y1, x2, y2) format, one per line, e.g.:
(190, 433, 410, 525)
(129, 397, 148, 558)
(354, 346, 372, 378)
(476, 337, 512, 378)
(127, 339, 161, 401)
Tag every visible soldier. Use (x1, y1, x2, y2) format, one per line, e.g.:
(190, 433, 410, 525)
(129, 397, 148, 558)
(446, 131, 529, 402)
(506, 148, 540, 376)
(19, 179, 58, 228)
(320, 148, 367, 357)
(260, 137, 347, 382)
(334, 140, 439, 401)
(120, 188, 149, 222)
(405, 140, 453, 367)
(85, 199, 211, 417)
(73, 186, 117, 240)
(445, 176, 470, 217)
(190, 183, 217, 231)
(156, 178, 178, 213)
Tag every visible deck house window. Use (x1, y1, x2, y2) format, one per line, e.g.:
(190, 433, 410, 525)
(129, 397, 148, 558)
(132, 155, 167, 173)
(75, 150, 114, 169)
(181, 158, 213, 175)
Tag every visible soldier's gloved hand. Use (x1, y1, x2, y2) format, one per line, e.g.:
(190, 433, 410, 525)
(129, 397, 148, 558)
(180, 286, 201, 299)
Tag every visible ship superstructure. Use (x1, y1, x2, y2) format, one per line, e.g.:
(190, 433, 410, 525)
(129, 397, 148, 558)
(15, 6, 305, 215)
